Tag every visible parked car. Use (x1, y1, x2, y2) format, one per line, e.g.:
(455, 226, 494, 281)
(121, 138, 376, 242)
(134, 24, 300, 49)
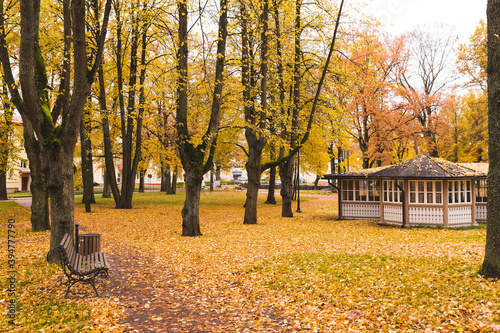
(236, 176, 248, 186)
(93, 182, 100, 187)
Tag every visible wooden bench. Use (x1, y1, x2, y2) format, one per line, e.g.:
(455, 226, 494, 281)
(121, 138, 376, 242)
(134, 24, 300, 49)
(54, 233, 109, 298)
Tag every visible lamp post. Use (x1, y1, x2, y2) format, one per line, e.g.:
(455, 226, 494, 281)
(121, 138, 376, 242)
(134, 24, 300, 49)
(296, 145, 302, 213)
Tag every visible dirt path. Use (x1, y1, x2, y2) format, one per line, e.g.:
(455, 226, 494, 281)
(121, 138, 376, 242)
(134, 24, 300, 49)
(104, 246, 293, 332)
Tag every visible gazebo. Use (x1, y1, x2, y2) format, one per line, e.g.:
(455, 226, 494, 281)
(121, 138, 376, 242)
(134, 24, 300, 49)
(323, 155, 488, 227)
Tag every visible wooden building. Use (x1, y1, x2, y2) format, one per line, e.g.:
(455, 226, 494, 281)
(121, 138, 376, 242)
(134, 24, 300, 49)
(323, 155, 488, 227)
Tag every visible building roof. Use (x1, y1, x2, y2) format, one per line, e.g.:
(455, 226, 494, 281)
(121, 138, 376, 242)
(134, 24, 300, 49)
(323, 155, 488, 180)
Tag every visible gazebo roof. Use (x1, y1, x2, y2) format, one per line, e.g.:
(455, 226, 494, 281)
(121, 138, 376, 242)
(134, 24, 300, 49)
(323, 155, 487, 179)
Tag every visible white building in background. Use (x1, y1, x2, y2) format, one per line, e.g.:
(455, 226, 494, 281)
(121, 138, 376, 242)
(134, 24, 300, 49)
(5, 116, 31, 193)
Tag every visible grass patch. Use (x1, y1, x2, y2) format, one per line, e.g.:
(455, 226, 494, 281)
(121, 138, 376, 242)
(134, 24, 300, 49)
(0, 201, 30, 223)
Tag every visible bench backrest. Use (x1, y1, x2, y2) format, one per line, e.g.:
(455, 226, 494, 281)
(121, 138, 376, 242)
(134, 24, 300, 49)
(60, 234, 79, 269)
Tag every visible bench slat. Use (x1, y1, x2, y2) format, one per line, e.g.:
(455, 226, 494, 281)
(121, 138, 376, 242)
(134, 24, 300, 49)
(70, 252, 78, 269)
(87, 254, 92, 272)
(76, 253, 82, 273)
(67, 244, 76, 268)
(97, 252, 104, 269)
(102, 253, 109, 269)
(62, 236, 73, 254)
(88, 254, 93, 271)
(93, 252, 99, 269)
(61, 234, 71, 247)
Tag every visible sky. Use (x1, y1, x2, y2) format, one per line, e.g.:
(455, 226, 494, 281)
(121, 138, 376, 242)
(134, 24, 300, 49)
(363, 0, 487, 44)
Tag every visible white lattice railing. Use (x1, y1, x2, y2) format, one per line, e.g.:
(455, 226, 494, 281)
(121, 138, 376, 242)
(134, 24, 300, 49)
(342, 203, 380, 219)
(409, 207, 444, 225)
(476, 205, 487, 221)
(448, 206, 472, 226)
(383, 205, 402, 223)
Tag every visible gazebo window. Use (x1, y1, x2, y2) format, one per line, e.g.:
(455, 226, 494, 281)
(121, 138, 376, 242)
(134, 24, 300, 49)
(368, 180, 380, 201)
(383, 180, 403, 203)
(342, 180, 380, 202)
(409, 180, 442, 204)
(476, 180, 487, 203)
(448, 180, 471, 204)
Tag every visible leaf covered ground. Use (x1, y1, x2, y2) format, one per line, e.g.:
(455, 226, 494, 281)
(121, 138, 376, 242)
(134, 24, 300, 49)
(2, 191, 499, 332)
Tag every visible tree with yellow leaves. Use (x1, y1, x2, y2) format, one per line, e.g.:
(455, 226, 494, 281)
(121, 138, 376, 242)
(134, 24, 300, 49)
(175, 0, 229, 236)
(0, 0, 112, 258)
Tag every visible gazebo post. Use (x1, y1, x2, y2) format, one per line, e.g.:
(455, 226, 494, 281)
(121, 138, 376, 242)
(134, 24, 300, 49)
(403, 179, 410, 228)
(395, 180, 409, 228)
(443, 180, 449, 227)
(472, 180, 478, 226)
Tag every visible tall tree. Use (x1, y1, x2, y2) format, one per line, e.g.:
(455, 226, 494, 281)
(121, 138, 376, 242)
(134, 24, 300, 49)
(101, 0, 153, 209)
(241, 0, 269, 224)
(0, 0, 112, 258)
(397, 24, 457, 157)
(176, 0, 229, 236)
(80, 104, 96, 212)
(481, 0, 500, 278)
(0, 0, 50, 231)
(241, 0, 345, 221)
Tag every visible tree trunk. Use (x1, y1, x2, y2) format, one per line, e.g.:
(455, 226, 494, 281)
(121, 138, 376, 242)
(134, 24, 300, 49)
(181, 172, 202, 236)
(30, 171, 50, 232)
(47, 147, 76, 262)
(210, 169, 214, 191)
(102, 169, 111, 198)
(80, 115, 95, 213)
(216, 165, 221, 180)
(161, 166, 167, 191)
(165, 167, 172, 194)
(244, 143, 264, 224)
(24, 122, 50, 232)
(171, 167, 177, 194)
(265, 165, 277, 204)
(139, 173, 145, 193)
(314, 175, 320, 190)
(0, 172, 6, 200)
(280, 158, 295, 217)
(481, 0, 500, 278)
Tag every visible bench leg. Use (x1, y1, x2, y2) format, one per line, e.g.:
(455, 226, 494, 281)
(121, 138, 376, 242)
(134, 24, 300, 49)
(64, 279, 78, 299)
(62, 269, 108, 298)
(90, 279, 101, 297)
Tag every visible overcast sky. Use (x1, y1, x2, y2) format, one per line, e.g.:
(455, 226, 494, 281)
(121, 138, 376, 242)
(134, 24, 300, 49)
(363, 0, 487, 43)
